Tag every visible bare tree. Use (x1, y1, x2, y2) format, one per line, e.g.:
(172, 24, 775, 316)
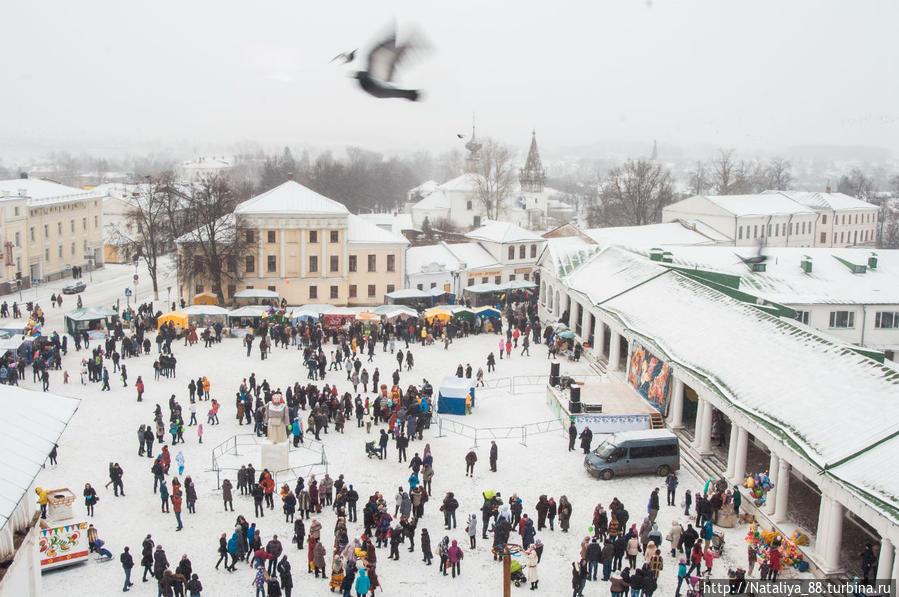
(687, 161, 708, 195)
(472, 138, 517, 221)
(710, 149, 743, 195)
(597, 159, 674, 226)
(177, 175, 247, 304)
(114, 175, 184, 300)
(764, 157, 792, 191)
(838, 168, 876, 200)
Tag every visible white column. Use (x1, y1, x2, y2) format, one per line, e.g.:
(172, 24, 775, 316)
(725, 423, 739, 478)
(815, 495, 832, 559)
(692, 399, 706, 450)
(698, 401, 713, 454)
(878, 538, 894, 582)
(774, 459, 790, 523)
(765, 453, 779, 515)
(732, 427, 749, 484)
(824, 500, 844, 571)
(670, 378, 685, 428)
(580, 305, 590, 340)
(608, 332, 621, 371)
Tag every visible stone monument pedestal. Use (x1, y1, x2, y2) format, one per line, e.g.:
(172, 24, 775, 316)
(261, 440, 289, 472)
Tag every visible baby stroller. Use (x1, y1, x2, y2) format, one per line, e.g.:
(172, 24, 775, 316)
(365, 441, 382, 459)
(710, 532, 725, 556)
(509, 559, 526, 587)
(93, 539, 113, 562)
(686, 574, 707, 597)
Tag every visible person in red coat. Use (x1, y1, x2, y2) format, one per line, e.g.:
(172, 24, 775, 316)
(172, 489, 184, 531)
(768, 547, 782, 581)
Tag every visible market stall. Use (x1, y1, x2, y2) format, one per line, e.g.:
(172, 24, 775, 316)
(193, 292, 219, 305)
(384, 288, 431, 310)
(356, 311, 381, 323)
(462, 282, 502, 307)
(437, 375, 476, 415)
(181, 305, 229, 327)
(64, 307, 118, 338)
(373, 305, 419, 321)
(157, 311, 188, 331)
(423, 306, 454, 323)
(321, 307, 355, 327)
(427, 286, 456, 305)
(227, 305, 270, 331)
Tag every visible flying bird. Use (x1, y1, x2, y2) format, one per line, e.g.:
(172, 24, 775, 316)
(331, 49, 357, 65)
(353, 28, 427, 101)
(456, 133, 465, 139)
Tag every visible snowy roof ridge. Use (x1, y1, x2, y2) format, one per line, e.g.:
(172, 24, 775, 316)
(0, 178, 106, 206)
(347, 214, 409, 245)
(235, 181, 349, 216)
(702, 193, 815, 216)
(465, 220, 543, 244)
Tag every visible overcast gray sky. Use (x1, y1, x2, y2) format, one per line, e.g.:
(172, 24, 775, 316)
(1, 0, 896, 159)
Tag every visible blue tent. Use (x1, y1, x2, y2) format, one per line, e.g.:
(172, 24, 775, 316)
(437, 376, 475, 415)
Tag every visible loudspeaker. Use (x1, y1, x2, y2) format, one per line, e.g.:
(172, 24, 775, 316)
(570, 386, 581, 403)
(550, 362, 560, 377)
(559, 376, 573, 390)
(549, 376, 560, 388)
(569, 400, 582, 414)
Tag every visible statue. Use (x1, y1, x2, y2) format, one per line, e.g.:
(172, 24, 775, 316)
(264, 393, 290, 444)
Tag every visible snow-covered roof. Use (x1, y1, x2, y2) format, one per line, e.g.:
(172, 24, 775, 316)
(704, 193, 815, 217)
(358, 212, 415, 235)
(0, 178, 106, 206)
(408, 180, 439, 197)
(228, 305, 270, 318)
(566, 247, 899, 522)
(0, 387, 80, 528)
(181, 305, 230, 316)
(634, 245, 899, 305)
(465, 221, 544, 244)
(773, 190, 878, 212)
(540, 236, 602, 280)
(669, 219, 734, 243)
(235, 181, 349, 216)
(410, 190, 450, 211)
(347, 214, 408, 245)
(385, 288, 430, 299)
(405, 242, 497, 276)
(234, 288, 278, 299)
(584, 222, 724, 248)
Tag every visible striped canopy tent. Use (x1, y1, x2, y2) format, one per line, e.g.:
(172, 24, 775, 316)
(193, 292, 219, 305)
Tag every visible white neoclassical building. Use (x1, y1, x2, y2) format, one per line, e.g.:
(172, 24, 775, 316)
(538, 245, 899, 580)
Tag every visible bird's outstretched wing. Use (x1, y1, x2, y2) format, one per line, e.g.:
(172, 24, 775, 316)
(367, 33, 398, 81)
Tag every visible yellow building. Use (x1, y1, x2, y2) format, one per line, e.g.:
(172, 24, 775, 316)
(0, 178, 104, 290)
(178, 181, 407, 306)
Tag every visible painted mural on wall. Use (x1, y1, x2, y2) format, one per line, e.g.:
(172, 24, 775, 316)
(627, 341, 671, 413)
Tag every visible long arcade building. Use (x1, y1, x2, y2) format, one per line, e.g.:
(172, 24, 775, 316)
(539, 245, 899, 580)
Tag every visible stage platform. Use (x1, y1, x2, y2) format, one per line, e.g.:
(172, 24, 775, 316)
(546, 377, 657, 435)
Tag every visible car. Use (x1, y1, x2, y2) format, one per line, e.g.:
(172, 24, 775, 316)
(62, 281, 87, 295)
(584, 429, 680, 480)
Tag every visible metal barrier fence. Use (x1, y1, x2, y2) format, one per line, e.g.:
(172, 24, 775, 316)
(210, 434, 328, 489)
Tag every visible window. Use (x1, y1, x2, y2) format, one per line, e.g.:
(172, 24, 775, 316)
(530, 244, 537, 258)
(793, 310, 809, 325)
(330, 255, 339, 272)
(524, 272, 530, 281)
(481, 277, 488, 283)
(508, 246, 515, 260)
(416, 284, 423, 290)
(227, 258, 236, 273)
(349, 255, 357, 272)
(44, 224, 49, 237)
(309, 285, 318, 299)
(766, 224, 771, 236)
(875, 312, 899, 329)
(775, 224, 779, 237)
(468, 278, 474, 287)
(466, 200, 473, 210)
(70, 220, 74, 233)
(57, 222, 62, 234)
(227, 284, 236, 298)
(495, 276, 501, 284)
(267, 286, 276, 292)
(267, 255, 277, 273)
(45, 248, 49, 260)
(58, 245, 63, 257)
(367, 254, 376, 272)
(829, 311, 855, 328)
(840, 232, 844, 243)
(15, 232, 20, 247)
(267, 231, 276, 243)
(330, 285, 339, 299)
(13, 207, 18, 216)
(820, 232, 826, 244)
(367, 284, 376, 298)
(244, 256, 254, 272)
(246, 230, 254, 243)
(430, 282, 437, 289)
(738, 226, 743, 240)
(387, 254, 395, 272)
(473, 216, 481, 227)
(509, 274, 516, 281)
(822, 215, 827, 225)
(386, 284, 395, 293)
(29, 227, 34, 242)
(628, 443, 678, 459)
(309, 230, 318, 243)
(330, 230, 339, 243)
(309, 255, 318, 273)
(519, 245, 526, 259)
(71, 242, 75, 255)
(94, 216, 98, 227)
(753, 225, 758, 238)
(349, 285, 357, 298)
(82, 217, 87, 231)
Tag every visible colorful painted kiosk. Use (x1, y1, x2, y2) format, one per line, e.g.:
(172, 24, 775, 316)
(38, 488, 89, 570)
(437, 376, 475, 415)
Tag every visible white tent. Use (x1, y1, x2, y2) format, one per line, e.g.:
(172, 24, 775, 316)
(233, 289, 279, 299)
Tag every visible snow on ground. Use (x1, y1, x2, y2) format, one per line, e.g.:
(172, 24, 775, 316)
(24, 283, 750, 596)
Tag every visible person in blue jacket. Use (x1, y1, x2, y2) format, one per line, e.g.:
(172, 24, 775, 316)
(226, 532, 239, 571)
(355, 567, 370, 596)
